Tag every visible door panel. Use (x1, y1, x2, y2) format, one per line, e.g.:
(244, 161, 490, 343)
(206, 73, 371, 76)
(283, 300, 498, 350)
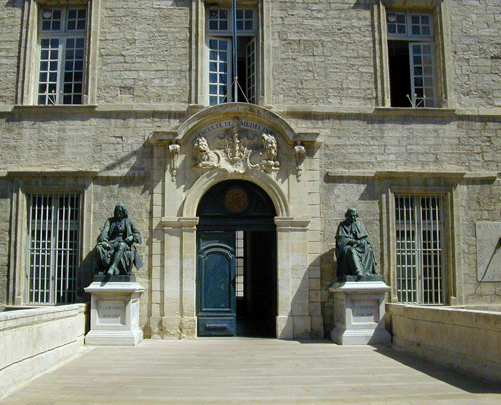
(197, 232, 236, 336)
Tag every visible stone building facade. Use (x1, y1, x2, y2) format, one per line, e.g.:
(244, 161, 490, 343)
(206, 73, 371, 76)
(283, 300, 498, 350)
(1, 0, 501, 339)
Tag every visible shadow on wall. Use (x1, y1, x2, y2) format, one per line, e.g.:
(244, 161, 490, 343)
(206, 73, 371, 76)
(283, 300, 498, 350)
(321, 247, 336, 339)
(78, 248, 98, 304)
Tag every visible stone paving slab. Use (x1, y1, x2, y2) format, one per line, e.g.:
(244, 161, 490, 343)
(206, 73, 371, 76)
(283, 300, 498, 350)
(2, 339, 501, 405)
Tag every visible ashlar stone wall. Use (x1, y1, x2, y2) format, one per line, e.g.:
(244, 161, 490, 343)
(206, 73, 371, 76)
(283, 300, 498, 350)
(1, 0, 501, 339)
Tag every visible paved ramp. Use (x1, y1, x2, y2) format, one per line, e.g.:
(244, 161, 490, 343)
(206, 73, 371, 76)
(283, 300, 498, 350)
(3, 339, 501, 404)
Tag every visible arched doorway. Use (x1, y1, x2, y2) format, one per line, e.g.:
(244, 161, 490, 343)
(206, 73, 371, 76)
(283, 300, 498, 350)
(196, 180, 277, 337)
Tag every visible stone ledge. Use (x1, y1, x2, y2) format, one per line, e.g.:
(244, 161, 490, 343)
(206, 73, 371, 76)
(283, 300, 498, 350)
(2, 104, 501, 118)
(0, 304, 86, 332)
(326, 170, 498, 181)
(0, 305, 87, 399)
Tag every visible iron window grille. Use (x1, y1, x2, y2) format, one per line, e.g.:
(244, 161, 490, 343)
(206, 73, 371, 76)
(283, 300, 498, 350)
(395, 195, 445, 304)
(27, 193, 81, 304)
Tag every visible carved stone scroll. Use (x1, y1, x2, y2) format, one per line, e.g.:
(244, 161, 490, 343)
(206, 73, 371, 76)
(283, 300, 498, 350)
(294, 142, 306, 181)
(168, 142, 180, 181)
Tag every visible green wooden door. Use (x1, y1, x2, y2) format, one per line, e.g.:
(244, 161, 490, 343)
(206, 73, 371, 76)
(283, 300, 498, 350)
(197, 231, 236, 336)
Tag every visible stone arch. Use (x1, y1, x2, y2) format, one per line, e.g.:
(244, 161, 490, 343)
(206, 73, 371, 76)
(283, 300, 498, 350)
(183, 170, 290, 218)
(177, 102, 297, 145)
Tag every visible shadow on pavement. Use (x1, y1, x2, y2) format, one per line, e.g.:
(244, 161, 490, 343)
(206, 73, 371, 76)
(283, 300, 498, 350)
(372, 344, 501, 394)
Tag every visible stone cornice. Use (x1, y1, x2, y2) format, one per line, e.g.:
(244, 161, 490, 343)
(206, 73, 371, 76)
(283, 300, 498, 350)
(326, 170, 498, 181)
(274, 217, 310, 230)
(161, 217, 199, 229)
(5, 170, 99, 178)
(3, 104, 501, 118)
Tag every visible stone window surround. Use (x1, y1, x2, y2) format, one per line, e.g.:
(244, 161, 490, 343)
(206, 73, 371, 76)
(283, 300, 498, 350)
(17, 0, 101, 106)
(373, 0, 455, 109)
(190, 0, 273, 109)
(6, 173, 94, 306)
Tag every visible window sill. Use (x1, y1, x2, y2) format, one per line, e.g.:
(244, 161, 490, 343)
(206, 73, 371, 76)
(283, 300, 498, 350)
(373, 107, 457, 116)
(12, 104, 98, 114)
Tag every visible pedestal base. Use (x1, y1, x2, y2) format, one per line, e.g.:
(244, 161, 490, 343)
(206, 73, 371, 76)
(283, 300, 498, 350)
(84, 281, 144, 346)
(329, 281, 391, 345)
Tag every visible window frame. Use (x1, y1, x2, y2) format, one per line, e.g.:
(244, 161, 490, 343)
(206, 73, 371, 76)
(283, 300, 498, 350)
(191, 0, 272, 108)
(206, 6, 258, 106)
(18, 0, 100, 106)
(36, 7, 88, 105)
(384, 185, 457, 306)
(394, 194, 445, 304)
(26, 192, 82, 304)
(8, 178, 93, 306)
(373, 1, 454, 109)
(387, 11, 437, 108)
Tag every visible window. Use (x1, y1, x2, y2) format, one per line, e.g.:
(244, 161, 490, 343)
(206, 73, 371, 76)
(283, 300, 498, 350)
(27, 193, 80, 304)
(37, 7, 87, 105)
(235, 231, 245, 298)
(207, 6, 257, 105)
(395, 195, 444, 304)
(387, 12, 437, 107)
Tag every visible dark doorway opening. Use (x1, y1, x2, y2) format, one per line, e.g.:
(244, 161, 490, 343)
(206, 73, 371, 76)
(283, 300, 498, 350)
(196, 180, 277, 338)
(388, 40, 412, 107)
(236, 230, 276, 337)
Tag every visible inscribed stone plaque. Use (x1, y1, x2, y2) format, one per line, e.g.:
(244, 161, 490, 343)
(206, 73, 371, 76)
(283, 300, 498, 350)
(352, 299, 378, 323)
(97, 301, 125, 325)
(476, 222, 501, 282)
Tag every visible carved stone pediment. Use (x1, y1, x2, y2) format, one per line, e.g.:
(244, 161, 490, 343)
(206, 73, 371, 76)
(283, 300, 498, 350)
(191, 118, 280, 175)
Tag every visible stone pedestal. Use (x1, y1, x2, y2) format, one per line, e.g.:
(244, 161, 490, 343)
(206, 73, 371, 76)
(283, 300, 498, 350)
(85, 280, 144, 346)
(329, 281, 391, 345)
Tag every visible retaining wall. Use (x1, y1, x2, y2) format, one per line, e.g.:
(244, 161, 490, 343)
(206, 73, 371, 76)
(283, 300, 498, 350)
(387, 303, 501, 383)
(0, 304, 87, 399)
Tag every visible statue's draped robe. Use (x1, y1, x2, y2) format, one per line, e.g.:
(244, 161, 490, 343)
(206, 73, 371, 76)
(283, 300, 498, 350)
(336, 220, 377, 278)
(96, 217, 142, 274)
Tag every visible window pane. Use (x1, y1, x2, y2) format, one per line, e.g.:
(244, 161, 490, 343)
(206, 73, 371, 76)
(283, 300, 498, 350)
(387, 12, 406, 35)
(208, 8, 229, 32)
(236, 9, 254, 32)
(40, 8, 63, 32)
(409, 13, 433, 38)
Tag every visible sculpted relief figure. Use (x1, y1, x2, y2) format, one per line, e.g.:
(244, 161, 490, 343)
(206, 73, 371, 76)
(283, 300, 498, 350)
(190, 126, 281, 174)
(335, 208, 378, 280)
(96, 203, 142, 276)
(192, 137, 220, 169)
(260, 133, 280, 172)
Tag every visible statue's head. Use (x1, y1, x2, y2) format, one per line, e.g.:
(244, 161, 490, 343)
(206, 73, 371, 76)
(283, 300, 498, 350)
(114, 203, 129, 219)
(345, 208, 358, 223)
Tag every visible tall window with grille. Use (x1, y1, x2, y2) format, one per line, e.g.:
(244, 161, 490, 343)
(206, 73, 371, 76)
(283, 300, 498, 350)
(27, 193, 81, 304)
(235, 231, 245, 298)
(207, 7, 257, 105)
(387, 12, 437, 107)
(37, 7, 87, 105)
(395, 195, 444, 304)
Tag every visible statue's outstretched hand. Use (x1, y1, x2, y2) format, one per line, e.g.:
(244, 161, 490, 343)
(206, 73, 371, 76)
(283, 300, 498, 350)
(99, 241, 111, 250)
